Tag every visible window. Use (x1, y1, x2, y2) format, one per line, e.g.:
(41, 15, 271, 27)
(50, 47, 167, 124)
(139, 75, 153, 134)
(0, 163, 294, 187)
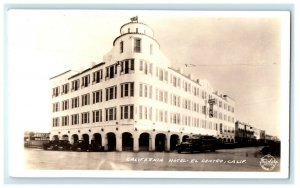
(71, 97, 79, 108)
(105, 65, 116, 79)
(130, 82, 134, 96)
(52, 118, 59, 127)
(149, 107, 152, 120)
(149, 63, 153, 75)
(105, 85, 117, 101)
(62, 83, 69, 94)
(158, 90, 163, 102)
(144, 61, 148, 74)
(120, 41, 124, 53)
(82, 75, 90, 87)
(202, 91, 206, 99)
(149, 85, 152, 99)
(150, 44, 153, 55)
(130, 59, 135, 71)
(93, 70, 103, 83)
(81, 112, 89, 124)
(144, 107, 148, 120)
(159, 110, 163, 122)
(202, 106, 206, 115)
(159, 69, 163, 81)
(93, 90, 102, 104)
(139, 60, 143, 71)
(81, 93, 90, 106)
(52, 87, 59, 97)
(139, 106, 143, 119)
(52, 102, 59, 112)
(105, 107, 116, 121)
(164, 91, 168, 103)
(120, 105, 134, 120)
(136, 28, 138, 33)
(134, 38, 141, 53)
(121, 82, 134, 97)
(164, 71, 168, 82)
(164, 111, 168, 123)
(62, 100, 69, 111)
(72, 79, 80, 91)
(71, 114, 79, 125)
(93, 110, 102, 123)
(120, 59, 134, 74)
(139, 83, 143, 97)
(144, 85, 148, 97)
(62, 116, 69, 126)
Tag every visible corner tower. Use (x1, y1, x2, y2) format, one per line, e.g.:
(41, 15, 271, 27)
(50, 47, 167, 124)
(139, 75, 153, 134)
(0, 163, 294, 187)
(103, 16, 170, 68)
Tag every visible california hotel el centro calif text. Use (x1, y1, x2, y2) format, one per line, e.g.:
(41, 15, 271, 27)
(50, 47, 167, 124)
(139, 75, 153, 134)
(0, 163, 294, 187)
(50, 17, 236, 152)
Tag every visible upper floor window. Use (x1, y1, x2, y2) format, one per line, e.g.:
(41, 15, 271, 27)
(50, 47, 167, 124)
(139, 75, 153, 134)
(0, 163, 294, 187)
(105, 65, 117, 79)
(81, 112, 90, 124)
(120, 59, 134, 74)
(93, 90, 102, 104)
(93, 70, 103, 83)
(134, 38, 141, 53)
(52, 87, 59, 97)
(71, 79, 80, 91)
(52, 102, 59, 112)
(62, 83, 69, 94)
(105, 107, 117, 121)
(81, 75, 90, 88)
(105, 85, 117, 101)
(52, 117, 59, 127)
(81, 93, 90, 106)
(71, 114, 79, 125)
(62, 100, 69, 111)
(71, 97, 79, 108)
(120, 105, 134, 120)
(150, 44, 153, 55)
(62, 116, 69, 126)
(120, 41, 124, 53)
(136, 28, 138, 33)
(93, 110, 102, 123)
(121, 82, 134, 97)
(159, 69, 163, 81)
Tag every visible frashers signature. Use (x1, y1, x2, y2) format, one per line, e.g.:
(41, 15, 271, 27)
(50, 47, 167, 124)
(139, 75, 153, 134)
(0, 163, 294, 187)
(125, 157, 246, 164)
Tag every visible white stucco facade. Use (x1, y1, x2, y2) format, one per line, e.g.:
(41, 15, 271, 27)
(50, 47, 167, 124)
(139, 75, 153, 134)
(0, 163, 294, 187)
(50, 18, 235, 152)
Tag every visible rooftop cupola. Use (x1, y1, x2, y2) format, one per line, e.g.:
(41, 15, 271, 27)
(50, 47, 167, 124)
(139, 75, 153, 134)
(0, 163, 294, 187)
(120, 16, 154, 38)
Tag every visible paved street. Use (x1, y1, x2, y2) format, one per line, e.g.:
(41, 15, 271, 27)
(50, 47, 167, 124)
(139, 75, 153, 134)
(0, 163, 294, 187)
(24, 147, 280, 171)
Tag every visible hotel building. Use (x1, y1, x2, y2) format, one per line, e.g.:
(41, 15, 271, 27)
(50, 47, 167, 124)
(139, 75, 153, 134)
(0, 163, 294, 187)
(50, 17, 236, 152)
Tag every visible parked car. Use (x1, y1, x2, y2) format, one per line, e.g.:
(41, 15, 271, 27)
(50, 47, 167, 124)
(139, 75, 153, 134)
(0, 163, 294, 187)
(43, 140, 71, 151)
(54, 140, 72, 151)
(71, 140, 89, 152)
(43, 140, 56, 150)
(176, 135, 219, 153)
(260, 141, 280, 156)
(88, 142, 104, 152)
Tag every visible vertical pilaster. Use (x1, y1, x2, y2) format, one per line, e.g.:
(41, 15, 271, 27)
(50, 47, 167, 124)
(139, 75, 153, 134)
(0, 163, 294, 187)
(102, 134, 108, 151)
(150, 133, 156, 151)
(116, 134, 122, 152)
(133, 134, 139, 152)
(165, 134, 170, 152)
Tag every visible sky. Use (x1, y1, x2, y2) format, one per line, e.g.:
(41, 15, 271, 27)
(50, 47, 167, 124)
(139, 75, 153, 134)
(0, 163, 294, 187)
(7, 10, 290, 137)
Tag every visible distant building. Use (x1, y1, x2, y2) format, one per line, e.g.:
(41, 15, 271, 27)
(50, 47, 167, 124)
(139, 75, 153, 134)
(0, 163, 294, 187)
(24, 132, 50, 148)
(49, 17, 236, 152)
(235, 121, 267, 146)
